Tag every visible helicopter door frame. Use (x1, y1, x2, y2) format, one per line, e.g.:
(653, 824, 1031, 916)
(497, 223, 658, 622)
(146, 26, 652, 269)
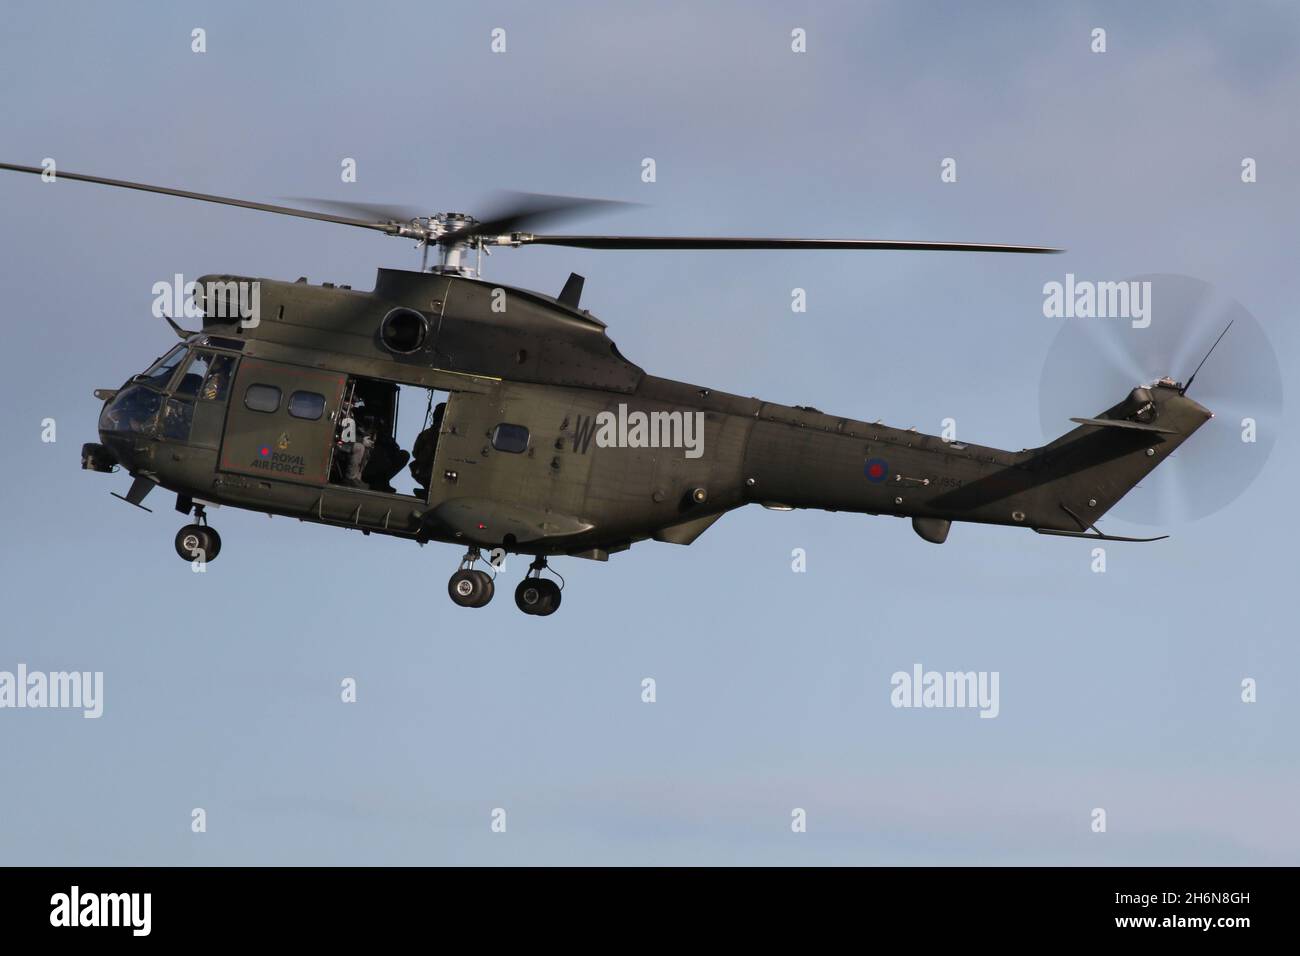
(325, 378, 358, 483)
(218, 358, 346, 486)
(424, 388, 490, 510)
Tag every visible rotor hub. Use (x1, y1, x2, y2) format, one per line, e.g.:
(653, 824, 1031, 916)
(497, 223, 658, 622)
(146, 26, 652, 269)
(433, 212, 478, 235)
(429, 213, 482, 277)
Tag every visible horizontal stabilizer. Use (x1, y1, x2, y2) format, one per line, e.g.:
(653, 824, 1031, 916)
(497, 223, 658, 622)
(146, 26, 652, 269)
(1069, 417, 1177, 434)
(1035, 528, 1168, 543)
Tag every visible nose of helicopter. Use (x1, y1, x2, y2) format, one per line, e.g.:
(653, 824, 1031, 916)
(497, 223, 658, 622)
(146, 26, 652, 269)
(97, 429, 137, 468)
(87, 381, 159, 475)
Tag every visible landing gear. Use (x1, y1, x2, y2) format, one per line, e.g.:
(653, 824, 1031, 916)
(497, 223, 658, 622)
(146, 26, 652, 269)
(174, 504, 221, 562)
(515, 557, 562, 616)
(447, 547, 495, 608)
(445, 549, 563, 614)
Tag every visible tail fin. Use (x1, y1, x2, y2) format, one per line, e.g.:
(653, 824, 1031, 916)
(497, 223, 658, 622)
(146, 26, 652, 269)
(1029, 380, 1212, 532)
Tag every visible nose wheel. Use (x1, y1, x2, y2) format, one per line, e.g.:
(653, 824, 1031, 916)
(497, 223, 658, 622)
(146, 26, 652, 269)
(447, 547, 495, 608)
(515, 557, 562, 616)
(174, 505, 221, 562)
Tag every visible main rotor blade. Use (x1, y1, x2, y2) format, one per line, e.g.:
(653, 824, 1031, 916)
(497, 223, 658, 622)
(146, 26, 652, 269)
(0, 162, 404, 234)
(281, 197, 429, 225)
(0, 161, 1062, 254)
(516, 235, 1063, 253)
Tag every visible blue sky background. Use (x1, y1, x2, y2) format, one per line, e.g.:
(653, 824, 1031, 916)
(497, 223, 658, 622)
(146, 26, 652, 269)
(1, 0, 1296, 864)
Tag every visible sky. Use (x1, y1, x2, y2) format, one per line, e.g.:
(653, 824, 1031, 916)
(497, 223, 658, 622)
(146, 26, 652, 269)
(0, 0, 1297, 865)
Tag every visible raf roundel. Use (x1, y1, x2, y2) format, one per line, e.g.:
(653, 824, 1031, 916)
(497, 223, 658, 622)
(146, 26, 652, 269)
(258, 445, 271, 458)
(865, 457, 889, 483)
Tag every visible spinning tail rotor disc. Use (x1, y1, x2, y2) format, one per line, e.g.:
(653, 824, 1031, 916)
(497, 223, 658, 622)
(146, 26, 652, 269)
(1038, 274, 1282, 525)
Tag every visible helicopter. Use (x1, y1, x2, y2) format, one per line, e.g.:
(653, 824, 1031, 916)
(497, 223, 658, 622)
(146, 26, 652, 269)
(2, 161, 1218, 616)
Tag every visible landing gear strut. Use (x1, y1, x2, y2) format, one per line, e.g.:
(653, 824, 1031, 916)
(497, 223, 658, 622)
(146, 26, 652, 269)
(515, 557, 561, 616)
(447, 546, 495, 608)
(174, 503, 221, 562)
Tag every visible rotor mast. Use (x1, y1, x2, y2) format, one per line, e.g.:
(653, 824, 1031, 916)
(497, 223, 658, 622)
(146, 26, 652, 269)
(428, 213, 480, 277)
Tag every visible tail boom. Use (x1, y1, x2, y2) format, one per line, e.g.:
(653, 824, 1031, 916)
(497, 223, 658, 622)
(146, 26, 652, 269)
(740, 380, 1211, 540)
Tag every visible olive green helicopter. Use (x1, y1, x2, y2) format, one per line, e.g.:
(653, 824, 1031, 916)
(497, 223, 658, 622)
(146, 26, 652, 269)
(2, 162, 1220, 616)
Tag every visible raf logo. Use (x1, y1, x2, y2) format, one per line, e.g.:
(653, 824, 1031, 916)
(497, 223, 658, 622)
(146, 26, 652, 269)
(250, 442, 306, 476)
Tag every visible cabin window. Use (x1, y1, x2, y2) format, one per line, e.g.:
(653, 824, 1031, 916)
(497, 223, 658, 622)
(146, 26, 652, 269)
(491, 423, 530, 454)
(244, 383, 282, 413)
(288, 390, 326, 421)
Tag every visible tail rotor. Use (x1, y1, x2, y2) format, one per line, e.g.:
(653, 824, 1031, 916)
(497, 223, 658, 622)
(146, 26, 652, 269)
(1038, 274, 1282, 525)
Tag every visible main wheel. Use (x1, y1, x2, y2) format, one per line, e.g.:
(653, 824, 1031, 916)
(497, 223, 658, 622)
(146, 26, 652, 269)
(471, 570, 495, 608)
(175, 525, 221, 562)
(448, 569, 487, 608)
(534, 579, 561, 616)
(175, 525, 205, 561)
(515, 579, 544, 614)
(515, 578, 561, 616)
(201, 527, 221, 561)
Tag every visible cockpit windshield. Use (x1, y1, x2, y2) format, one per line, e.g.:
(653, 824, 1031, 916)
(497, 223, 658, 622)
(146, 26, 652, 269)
(99, 384, 163, 434)
(138, 345, 187, 387)
(100, 343, 241, 441)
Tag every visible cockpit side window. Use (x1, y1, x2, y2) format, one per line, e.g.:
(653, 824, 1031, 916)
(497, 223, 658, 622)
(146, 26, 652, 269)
(139, 345, 186, 387)
(174, 351, 213, 398)
(161, 398, 194, 440)
(173, 351, 236, 402)
(201, 355, 236, 402)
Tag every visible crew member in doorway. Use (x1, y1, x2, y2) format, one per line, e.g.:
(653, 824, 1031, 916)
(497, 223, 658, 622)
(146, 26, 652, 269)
(339, 404, 374, 489)
(409, 401, 446, 493)
(362, 417, 410, 494)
